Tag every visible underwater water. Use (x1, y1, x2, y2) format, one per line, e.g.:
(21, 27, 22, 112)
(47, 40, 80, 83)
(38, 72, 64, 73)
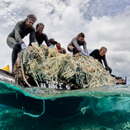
(0, 81, 130, 130)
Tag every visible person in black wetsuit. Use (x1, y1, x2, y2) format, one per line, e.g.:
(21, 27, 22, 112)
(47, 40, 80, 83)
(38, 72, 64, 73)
(90, 47, 112, 73)
(29, 23, 50, 47)
(7, 14, 37, 69)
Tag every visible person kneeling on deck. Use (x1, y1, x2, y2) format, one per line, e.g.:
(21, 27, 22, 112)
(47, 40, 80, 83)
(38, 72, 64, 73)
(67, 33, 88, 56)
(56, 43, 66, 54)
(29, 23, 50, 47)
(90, 47, 112, 73)
(7, 14, 37, 69)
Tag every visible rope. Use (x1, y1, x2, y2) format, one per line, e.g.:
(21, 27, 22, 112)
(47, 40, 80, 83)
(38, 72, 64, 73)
(30, 66, 40, 88)
(14, 46, 115, 89)
(86, 66, 97, 88)
(21, 57, 31, 87)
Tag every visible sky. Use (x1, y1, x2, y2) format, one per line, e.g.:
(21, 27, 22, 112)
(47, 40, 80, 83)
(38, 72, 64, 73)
(0, 0, 130, 83)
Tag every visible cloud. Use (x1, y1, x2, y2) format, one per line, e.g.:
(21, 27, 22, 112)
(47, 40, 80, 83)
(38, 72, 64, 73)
(0, 0, 130, 82)
(83, 14, 130, 79)
(83, 0, 130, 20)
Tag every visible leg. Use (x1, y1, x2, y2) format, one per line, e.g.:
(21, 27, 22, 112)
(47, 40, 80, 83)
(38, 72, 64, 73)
(7, 37, 18, 49)
(6, 37, 21, 69)
(68, 46, 79, 55)
(12, 44, 21, 69)
(72, 47, 79, 55)
(67, 46, 74, 52)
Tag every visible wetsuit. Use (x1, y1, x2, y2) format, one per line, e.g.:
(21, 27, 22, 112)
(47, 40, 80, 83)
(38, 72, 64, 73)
(7, 21, 36, 68)
(90, 49, 112, 73)
(67, 37, 88, 54)
(29, 32, 50, 47)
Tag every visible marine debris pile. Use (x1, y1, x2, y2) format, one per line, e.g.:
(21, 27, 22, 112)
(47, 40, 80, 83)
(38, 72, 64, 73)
(13, 44, 116, 89)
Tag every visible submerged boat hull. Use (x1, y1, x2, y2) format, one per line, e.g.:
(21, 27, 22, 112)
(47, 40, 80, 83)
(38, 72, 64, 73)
(0, 69, 85, 118)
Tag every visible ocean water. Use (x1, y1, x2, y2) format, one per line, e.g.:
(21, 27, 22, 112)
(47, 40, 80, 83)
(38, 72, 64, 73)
(0, 81, 130, 130)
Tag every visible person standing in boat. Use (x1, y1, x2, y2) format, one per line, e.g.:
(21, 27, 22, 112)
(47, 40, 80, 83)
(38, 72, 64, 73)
(7, 14, 37, 69)
(56, 43, 66, 54)
(90, 47, 112, 73)
(67, 32, 88, 56)
(29, 23, 50, 47)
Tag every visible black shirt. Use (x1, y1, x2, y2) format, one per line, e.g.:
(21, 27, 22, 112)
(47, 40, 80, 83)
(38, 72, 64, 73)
(29, 32, 50, 46)
(90, 49, 107, 66)
(90, 49, 112, 73)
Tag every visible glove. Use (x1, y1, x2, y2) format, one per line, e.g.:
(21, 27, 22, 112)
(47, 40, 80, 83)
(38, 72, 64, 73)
(82, 52, 88, 56)
(31, 42, 39, 47)
(49, 45, 54, 48)
(21, 43, 26, 51)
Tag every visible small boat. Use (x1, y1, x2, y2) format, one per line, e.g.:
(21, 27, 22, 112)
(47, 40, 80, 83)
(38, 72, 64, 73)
(0, 69, 86, 118)
(0, 68, 128, 119)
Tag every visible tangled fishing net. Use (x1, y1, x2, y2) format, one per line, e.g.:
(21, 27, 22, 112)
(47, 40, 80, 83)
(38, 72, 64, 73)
(13, 44, 116, 89)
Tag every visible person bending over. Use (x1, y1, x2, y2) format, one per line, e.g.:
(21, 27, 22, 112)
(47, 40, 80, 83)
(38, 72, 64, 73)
(29, 23, 50, 47)
(90, 47, 112, 73)
(67, 32, 88, 56)
(7, 14, 37, 69)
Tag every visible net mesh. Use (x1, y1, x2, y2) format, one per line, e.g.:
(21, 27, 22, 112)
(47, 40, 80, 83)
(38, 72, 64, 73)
(13, 44, 116, 89)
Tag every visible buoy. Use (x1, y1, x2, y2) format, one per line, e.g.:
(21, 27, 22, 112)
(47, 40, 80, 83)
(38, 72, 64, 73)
(2, 65, 10, 72)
